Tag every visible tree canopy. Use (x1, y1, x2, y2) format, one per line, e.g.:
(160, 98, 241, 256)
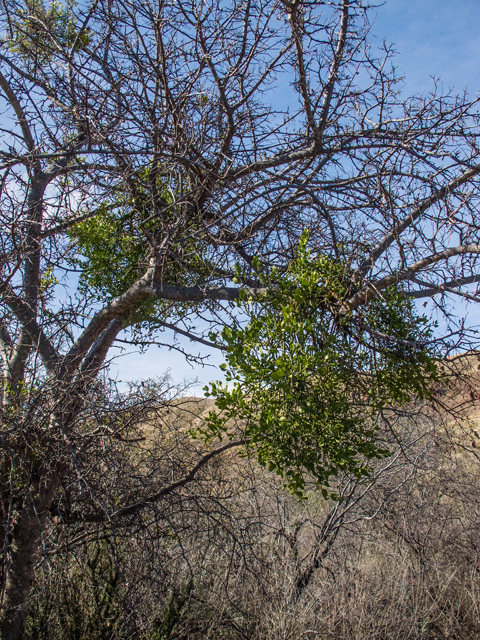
(1, 0, 480, 637)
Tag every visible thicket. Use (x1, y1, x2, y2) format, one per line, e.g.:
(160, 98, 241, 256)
(24, 358, 480, 640)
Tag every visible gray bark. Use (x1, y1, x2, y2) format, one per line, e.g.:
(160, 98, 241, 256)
(0, 475, 59, 640)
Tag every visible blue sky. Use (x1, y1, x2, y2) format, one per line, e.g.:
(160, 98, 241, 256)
(372, 0, 480, 96)
(111, 0, 480, 393)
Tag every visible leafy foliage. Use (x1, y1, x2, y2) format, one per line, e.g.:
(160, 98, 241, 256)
(69, 167, 212, 325)
(10, 0, 91, 62)
(202, 232, 440, 497)
(71, 203, 154, 300)
(26, 539, 124, 640)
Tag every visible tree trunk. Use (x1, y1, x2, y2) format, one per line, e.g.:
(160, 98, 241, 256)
(0, 478, 58, 640)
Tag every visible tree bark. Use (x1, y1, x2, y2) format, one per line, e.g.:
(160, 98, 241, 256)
(0, 476, 59, 640)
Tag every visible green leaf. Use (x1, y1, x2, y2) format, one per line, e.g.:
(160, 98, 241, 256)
(200, 231, 440, 498)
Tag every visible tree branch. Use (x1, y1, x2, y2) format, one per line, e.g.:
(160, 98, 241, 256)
(65, 439, 247, 523)
(348, 244, 480, 310)
(0, 70, 37, 158)
(408, 274, 480, 299)
(317, 0, 349, 139)
(1, 282, 59, 373)
(358, 164, 480, 276)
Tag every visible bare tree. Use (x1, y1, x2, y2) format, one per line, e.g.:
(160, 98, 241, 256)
(1, 0, 480, 637)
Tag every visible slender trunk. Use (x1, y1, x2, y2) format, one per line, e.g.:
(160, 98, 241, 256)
(0, 475, 59, 640)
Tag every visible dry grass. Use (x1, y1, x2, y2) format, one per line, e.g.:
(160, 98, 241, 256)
(26, 356, 480, 639)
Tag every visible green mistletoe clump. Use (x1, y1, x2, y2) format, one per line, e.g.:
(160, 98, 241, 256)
(200, 232, 439, 498)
